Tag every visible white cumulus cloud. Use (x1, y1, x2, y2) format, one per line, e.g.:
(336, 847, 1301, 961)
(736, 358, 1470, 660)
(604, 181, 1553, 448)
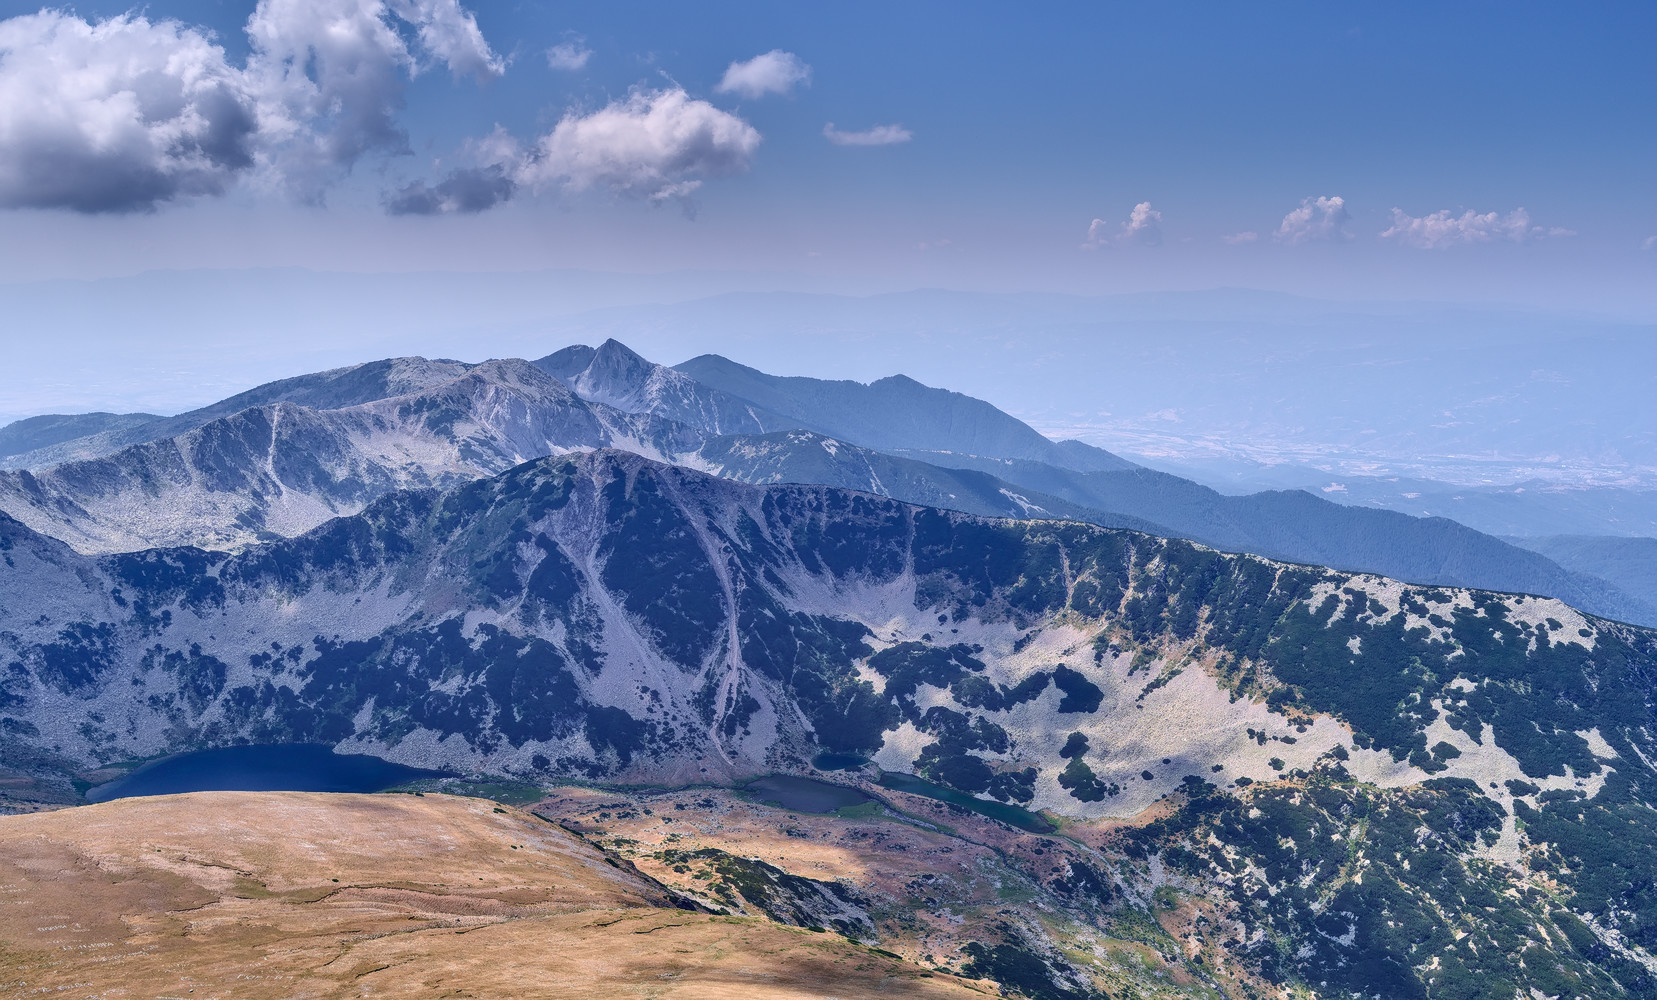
(1274, 195, 1352, 244)
(823, 123, 912, 146)
(546, 40, 592, 71)
(1379, 206, 1573, 248)
(521, 88, 761, 204)
(388, 0, 503, 79)
(247, 0, 504, 196)
(1082, 202, 1163, 249)
(390, 90, 764, 215)
(716, 50, 810, 98)
(0, 0, 505, 212)
(0, 2, 771, 217)
(0, 12, 259, 212)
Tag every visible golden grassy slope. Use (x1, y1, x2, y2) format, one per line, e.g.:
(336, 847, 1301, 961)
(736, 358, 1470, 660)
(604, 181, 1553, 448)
(0, 791, 987, 999)
(536, 784, 1229, 998)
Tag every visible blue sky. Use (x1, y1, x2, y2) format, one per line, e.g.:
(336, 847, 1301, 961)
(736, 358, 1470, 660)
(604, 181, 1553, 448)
(0, 1, 1653, 310)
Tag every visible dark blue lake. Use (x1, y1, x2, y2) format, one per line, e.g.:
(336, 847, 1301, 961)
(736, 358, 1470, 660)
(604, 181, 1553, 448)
(741, 774, 874, 813)
(85, 744, 450, 803)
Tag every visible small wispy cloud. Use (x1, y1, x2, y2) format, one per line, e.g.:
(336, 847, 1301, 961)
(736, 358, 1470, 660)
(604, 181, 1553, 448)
(1221, 231, 1258, 245)
(1379, 206, 1574, 248)
(1082, 202, 1162, 249)
(1643, 236, 1657, 251)
(822, 122, 911, 146)
(1121, 202, 1162, 245)
(716, 50, 810, 98)
(1274, 195, 1352, 244)
(546, 40, 592, 71)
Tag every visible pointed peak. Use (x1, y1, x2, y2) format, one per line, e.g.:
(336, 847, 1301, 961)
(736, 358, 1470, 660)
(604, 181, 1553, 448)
(581, 340, 659, 388)
(872, 373, 928, 389)
(593, 338, 650, 366)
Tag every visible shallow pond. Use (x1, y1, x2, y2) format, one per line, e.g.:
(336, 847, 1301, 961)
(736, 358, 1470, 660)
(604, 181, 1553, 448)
(877, 771, 1056, 834)
(85, 744, 450, 803)
(811, 752, 870, 771)
(741, 774, 874, 813)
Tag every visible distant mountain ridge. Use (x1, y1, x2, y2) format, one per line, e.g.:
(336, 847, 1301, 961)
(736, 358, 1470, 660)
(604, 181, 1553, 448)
(0, 357, 477, 470)
(675, 350, 1137, 473)
(686, 428, 1178, 537)
(0, 348, 1150, 556)
(536, 340, 798, 437)
(0, 412, 162, 464)
(2, 339, 1654, 625)
(0, 359, 701, 552)
(1509, 534, 1657, 612)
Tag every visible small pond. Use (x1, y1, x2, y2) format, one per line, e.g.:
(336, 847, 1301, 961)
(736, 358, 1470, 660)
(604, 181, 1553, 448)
(85, 744, 450, 803)
(741, 774, 874, 813)
(877, 771, 1056, 834)
(811, 752, 870, 771)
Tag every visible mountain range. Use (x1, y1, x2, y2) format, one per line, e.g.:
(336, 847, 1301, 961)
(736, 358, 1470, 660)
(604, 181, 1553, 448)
(5, 447, 1657, 997)
(4, 338, 1650, 628)
(8, 342, 1657, 997)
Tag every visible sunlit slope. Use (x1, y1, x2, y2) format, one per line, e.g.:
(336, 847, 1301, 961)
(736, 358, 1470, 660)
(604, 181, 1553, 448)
(0, 791, 982, 999)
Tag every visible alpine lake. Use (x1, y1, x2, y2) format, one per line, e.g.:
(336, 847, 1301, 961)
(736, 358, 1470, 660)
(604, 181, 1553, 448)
(84, 744, 451, 803)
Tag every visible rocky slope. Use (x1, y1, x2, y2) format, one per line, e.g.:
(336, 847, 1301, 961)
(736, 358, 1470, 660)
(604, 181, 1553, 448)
(3, 451, 1647, 805)
(537, 339, 799, 436)
(0, 360, 701, 552)
(0, 356, 478, 470)
(7, 340, 1653, 626)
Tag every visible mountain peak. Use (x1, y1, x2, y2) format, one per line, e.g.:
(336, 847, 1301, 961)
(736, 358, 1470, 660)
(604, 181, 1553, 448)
(533, 341, 794, 438)
(871, 373, 927, 390)
(535, 344, 596, 380)
(586, 338, 655, 383)
(596, 337, 646, 360)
